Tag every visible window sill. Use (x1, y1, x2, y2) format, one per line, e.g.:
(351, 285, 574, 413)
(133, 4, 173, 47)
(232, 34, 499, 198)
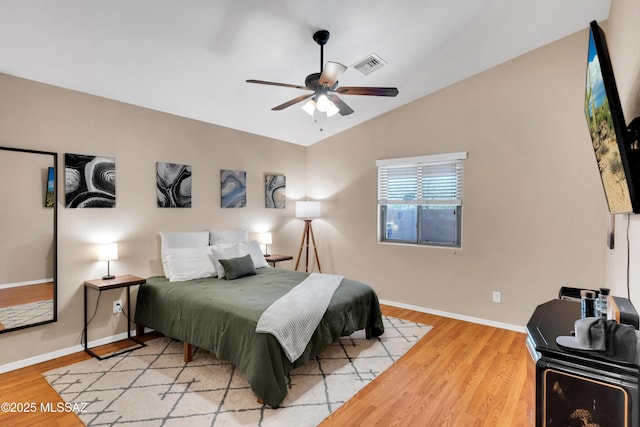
(377, 240, 462, 252)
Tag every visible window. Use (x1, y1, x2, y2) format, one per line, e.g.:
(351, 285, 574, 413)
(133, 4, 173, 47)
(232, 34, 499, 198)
(377, 152, 467, 248)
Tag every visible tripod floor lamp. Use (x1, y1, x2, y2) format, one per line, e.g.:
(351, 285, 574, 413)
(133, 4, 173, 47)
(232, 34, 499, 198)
(294, 201, 322, 273)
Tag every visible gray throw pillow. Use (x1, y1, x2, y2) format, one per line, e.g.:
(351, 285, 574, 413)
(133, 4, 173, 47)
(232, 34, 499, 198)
(219, 254, 256, 280)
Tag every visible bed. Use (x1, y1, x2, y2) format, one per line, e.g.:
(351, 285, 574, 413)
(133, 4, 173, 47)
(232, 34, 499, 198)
(134, 230, 384, 407)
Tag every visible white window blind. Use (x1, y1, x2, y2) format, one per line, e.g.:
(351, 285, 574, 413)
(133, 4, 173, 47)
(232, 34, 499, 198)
(377, 152, 466, 206)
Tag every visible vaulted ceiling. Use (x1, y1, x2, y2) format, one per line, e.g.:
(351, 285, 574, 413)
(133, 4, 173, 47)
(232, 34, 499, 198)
(0, 0, 611, 146)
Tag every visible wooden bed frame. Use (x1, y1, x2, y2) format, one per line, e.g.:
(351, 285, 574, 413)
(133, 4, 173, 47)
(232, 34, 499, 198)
(137, 324, 195, 363)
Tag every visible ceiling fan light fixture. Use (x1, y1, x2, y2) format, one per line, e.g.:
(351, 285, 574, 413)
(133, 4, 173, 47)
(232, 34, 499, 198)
(326, 101, 340, 117)
(315, 93, 331, 112)
(302, 99, 316, 116)
(247, 28, 398, 118)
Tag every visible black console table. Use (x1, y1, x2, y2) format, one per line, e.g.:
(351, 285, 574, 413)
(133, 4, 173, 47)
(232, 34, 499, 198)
(526, 299, 639, 427)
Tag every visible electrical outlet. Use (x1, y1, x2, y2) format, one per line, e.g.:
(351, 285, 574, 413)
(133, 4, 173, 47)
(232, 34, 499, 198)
(113, 299, 122, 314)
(492, 291, 501, 304)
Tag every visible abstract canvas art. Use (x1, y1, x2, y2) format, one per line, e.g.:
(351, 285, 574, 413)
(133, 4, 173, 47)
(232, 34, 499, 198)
(65, 154, 115, 208)
(221, 169, 246, 208)
(157, 162, 192, 208)
(265, 174, 285, 208)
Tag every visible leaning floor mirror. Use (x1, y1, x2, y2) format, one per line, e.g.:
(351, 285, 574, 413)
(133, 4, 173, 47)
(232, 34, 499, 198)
(0, 146, 57, 333)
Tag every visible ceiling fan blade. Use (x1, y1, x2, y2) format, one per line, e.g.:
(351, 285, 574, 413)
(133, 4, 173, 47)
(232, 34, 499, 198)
(272, 93, 314, 111)
(319, 61, 347, 87)
(246, 79, 309, 91)
(335, 86, 399, 97)
(328, 94, 354, 116)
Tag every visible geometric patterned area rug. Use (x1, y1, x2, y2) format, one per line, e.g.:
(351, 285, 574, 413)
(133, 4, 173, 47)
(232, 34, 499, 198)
(44, 316, 431, 426)
(0, 299, 53, 329)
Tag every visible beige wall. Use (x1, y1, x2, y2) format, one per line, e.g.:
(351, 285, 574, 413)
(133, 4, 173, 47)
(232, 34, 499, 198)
(608, 0, 640, 122)
(306, 27, 609, 327)
(0, 74, 306, 366)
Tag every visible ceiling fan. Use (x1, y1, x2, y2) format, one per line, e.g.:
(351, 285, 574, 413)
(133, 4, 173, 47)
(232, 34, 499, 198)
(246, 30, 399, 117)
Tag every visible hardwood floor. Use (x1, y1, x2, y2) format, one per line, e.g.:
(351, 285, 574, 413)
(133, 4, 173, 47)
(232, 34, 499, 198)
(321, 305, 535, 426)
(0, 333, 162, 427)
(0, 282, 54, 308)
(0, 305, 535, 426)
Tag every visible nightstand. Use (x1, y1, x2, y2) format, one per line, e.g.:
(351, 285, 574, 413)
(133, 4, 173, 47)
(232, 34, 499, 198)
(83, 274, 146, 360)
(264, 254, 293, 267)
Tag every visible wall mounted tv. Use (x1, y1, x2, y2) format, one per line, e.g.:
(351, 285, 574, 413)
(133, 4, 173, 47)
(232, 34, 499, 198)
(585, 20, 640, 214)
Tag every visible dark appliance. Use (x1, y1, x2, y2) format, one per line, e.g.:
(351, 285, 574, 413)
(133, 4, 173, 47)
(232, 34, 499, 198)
(526, 299, 639, 426)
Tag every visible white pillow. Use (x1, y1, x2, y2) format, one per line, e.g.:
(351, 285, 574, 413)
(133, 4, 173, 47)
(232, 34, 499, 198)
(211, 244, 244, 279)
(240, 240, 270, 269)
(160, 231, 210, 249)
(160, 231, 210, 277)
(215, 242, 239, 250)
(209, 229, 248, 245)
(163, 247, 217, 282)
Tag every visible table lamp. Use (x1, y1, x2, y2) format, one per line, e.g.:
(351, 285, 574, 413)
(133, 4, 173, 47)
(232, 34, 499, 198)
(258, 232, 273, 256)
(98, 243, 118, 280)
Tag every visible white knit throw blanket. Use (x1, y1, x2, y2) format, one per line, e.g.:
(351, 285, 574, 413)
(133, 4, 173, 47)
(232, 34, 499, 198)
(256, 273, 344, 362)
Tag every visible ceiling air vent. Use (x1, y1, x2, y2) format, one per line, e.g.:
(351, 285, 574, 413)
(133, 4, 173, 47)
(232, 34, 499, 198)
(353, 53, 386, 76)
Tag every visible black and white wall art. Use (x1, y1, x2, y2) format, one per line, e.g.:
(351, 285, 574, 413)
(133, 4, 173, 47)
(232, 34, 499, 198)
(221, 169, 246, 208)
(65, 153, 116, 208)
(265, 174, 285, 208)
(157, 162, 192, 208)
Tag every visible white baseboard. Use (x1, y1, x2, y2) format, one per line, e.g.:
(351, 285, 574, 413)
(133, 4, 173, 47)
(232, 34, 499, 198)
(380, 299, 526, 333)
(0, 330, 137, 374)
(0, 278, 54, 290)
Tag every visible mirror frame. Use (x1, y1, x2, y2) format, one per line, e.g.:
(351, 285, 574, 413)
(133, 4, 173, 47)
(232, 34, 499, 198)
(0, 146, 57, 334)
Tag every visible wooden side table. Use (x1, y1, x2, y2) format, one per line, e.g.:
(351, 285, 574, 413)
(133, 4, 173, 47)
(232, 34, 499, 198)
(84, 274, 146, 360)
(264, 254, 293, 267)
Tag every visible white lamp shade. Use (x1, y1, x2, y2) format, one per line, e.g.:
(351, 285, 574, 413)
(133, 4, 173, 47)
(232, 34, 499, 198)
(258, 232, 272, 245)
(98, 243, 119, 261)
(326, 101, 340, 117)
(302, 99, 316, 116)
(296, 201, 321, 218)
(315, 94, 331, 112)
(302, 96, 338, 117)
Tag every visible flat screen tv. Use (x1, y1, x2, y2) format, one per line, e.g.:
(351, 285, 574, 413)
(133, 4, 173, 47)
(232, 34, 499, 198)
(585, 20, 640, 214)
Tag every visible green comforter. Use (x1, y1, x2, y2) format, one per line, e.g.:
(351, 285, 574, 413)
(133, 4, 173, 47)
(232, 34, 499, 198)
(134, 268, 384, 407)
